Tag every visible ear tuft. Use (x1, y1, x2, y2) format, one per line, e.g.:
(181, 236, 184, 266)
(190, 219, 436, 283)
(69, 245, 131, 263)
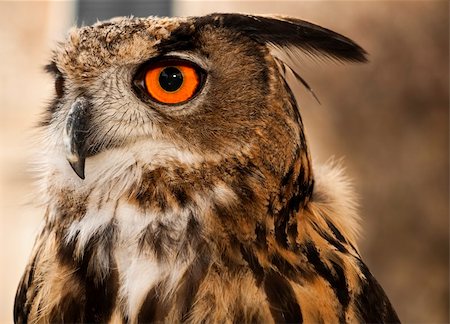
(201, 13, 368, 63)
(194, 13, 368, 103)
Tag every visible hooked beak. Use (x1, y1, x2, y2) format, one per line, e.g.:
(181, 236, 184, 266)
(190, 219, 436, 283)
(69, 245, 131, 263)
(63, 97, 91, 180)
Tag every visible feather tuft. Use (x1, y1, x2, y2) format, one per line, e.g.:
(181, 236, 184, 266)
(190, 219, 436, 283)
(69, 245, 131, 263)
(203, 13, 368, 63)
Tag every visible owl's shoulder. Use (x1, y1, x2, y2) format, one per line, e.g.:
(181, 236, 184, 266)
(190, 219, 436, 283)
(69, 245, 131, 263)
(295, 161, 399, 323)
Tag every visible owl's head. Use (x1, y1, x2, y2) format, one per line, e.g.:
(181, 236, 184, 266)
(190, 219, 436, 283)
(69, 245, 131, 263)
(42, 14, 366, 192)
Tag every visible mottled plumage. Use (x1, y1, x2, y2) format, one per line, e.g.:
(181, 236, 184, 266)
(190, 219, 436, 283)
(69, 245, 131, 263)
(15, 13, 399, 323)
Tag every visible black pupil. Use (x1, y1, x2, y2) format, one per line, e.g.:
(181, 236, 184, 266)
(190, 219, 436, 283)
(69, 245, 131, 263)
(159, 67, 183, 92)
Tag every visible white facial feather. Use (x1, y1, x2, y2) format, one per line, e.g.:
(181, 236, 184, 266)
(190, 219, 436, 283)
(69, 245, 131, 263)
(39, 138, 203, 199)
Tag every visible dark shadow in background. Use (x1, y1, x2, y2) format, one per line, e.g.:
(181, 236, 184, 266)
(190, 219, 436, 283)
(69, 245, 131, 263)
(77, 0, 171, 25)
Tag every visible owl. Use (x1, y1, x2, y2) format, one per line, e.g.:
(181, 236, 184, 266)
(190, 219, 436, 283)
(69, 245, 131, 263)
(14, 13, 400, 323)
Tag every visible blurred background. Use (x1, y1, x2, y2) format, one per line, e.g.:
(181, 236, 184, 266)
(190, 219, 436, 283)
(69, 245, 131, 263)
(0, 1, 448, 323)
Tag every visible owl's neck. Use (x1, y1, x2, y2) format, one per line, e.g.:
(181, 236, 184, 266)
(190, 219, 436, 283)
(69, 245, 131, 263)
(125, 150, 313, 238)
(44, 148, 359, 322)
(48, 145, 358, 277)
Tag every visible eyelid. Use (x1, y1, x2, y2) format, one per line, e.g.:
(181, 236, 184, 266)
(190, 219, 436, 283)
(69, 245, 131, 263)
(158, 52, 209, 71)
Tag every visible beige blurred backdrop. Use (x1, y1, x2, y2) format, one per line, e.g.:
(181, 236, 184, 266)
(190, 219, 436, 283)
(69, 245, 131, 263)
(0, 1, 448, 323)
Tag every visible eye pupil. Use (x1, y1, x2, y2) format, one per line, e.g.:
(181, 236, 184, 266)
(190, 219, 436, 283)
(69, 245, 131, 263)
(159, 67, 183, 92)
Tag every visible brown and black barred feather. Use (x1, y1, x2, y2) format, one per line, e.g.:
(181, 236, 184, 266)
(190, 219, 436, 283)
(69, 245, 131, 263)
(15, 13, 399, 324)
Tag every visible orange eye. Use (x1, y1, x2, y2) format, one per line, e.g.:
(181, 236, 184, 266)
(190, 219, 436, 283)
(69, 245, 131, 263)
(144, 64, 200, 104)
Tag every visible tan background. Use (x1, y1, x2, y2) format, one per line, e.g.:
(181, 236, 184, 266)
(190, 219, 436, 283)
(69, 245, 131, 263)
(1, 1, 448, 323)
